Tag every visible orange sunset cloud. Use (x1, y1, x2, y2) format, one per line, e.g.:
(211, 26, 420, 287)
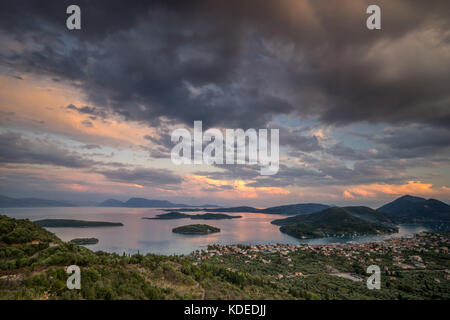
(343, 181, 450, 200)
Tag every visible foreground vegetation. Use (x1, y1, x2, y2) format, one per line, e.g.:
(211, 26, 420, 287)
(0, 215, 448, 300)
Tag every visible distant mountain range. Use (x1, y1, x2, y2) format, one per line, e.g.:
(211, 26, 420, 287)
(97, 197, 219, 208)
(0, 195, 218, 208)
(377, 195, 450, 222)
(0, 195, 77, 208)
(132, 196, 450, 222)
(1, 194, 448, 225)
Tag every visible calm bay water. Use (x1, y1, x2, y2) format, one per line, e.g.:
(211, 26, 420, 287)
(0, 207, 441, 255)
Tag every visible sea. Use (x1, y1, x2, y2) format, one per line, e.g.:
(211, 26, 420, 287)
(2, 207, 448, 255)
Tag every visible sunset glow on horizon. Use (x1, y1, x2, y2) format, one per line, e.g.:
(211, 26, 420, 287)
(1, 0, 449, 208)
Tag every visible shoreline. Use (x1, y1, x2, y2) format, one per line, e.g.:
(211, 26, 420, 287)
(78, 229, 433, 257)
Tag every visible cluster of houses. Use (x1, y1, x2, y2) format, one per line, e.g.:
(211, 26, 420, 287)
(190, 232, 449, 280)
(192, 243, 301, 260)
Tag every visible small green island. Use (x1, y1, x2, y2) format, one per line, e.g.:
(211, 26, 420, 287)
(144, 212, 241, 220)
(34, 219, 123, 228)
(70, 238, 99, 245)
(172, 224, 220, 235)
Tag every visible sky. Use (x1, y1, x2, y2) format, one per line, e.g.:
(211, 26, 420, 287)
(0, 0, 449, 208)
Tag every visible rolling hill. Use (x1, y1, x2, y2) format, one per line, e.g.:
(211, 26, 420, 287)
(271, 207, 398, 239)
(340, 206, 399, 225)
(0, 215, 60, 245)
(377, 195, 450, 222)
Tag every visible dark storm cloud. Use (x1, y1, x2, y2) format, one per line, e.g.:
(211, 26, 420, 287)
(1, 0, 449, 129)
(0, 132, 99, 168)
(316, 160, 410, 186)
(194, 155, 419, 188)
(373, 125, 450, 157)
(142, 121, 191, 159)
(96, 167, 182, 187)
(142, 131, 173, 158)
(245, 160, 415, 188)
(66, 104, 107, 119)
(327, 125, 450, 161)
(326, 142, 372, 161)
(0, 0, 152, 40)
(194, 165, 261, 182)
(244, 165, 327, 188)
(279, 127, 322, 152)
(142, 124, 322, 160)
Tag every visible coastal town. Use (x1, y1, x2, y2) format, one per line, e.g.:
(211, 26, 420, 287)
(191, 232, 450, 283)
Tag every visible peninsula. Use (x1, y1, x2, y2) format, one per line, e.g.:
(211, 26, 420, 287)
(70, 238, 99, 245)
(34, 219, 123, 228)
